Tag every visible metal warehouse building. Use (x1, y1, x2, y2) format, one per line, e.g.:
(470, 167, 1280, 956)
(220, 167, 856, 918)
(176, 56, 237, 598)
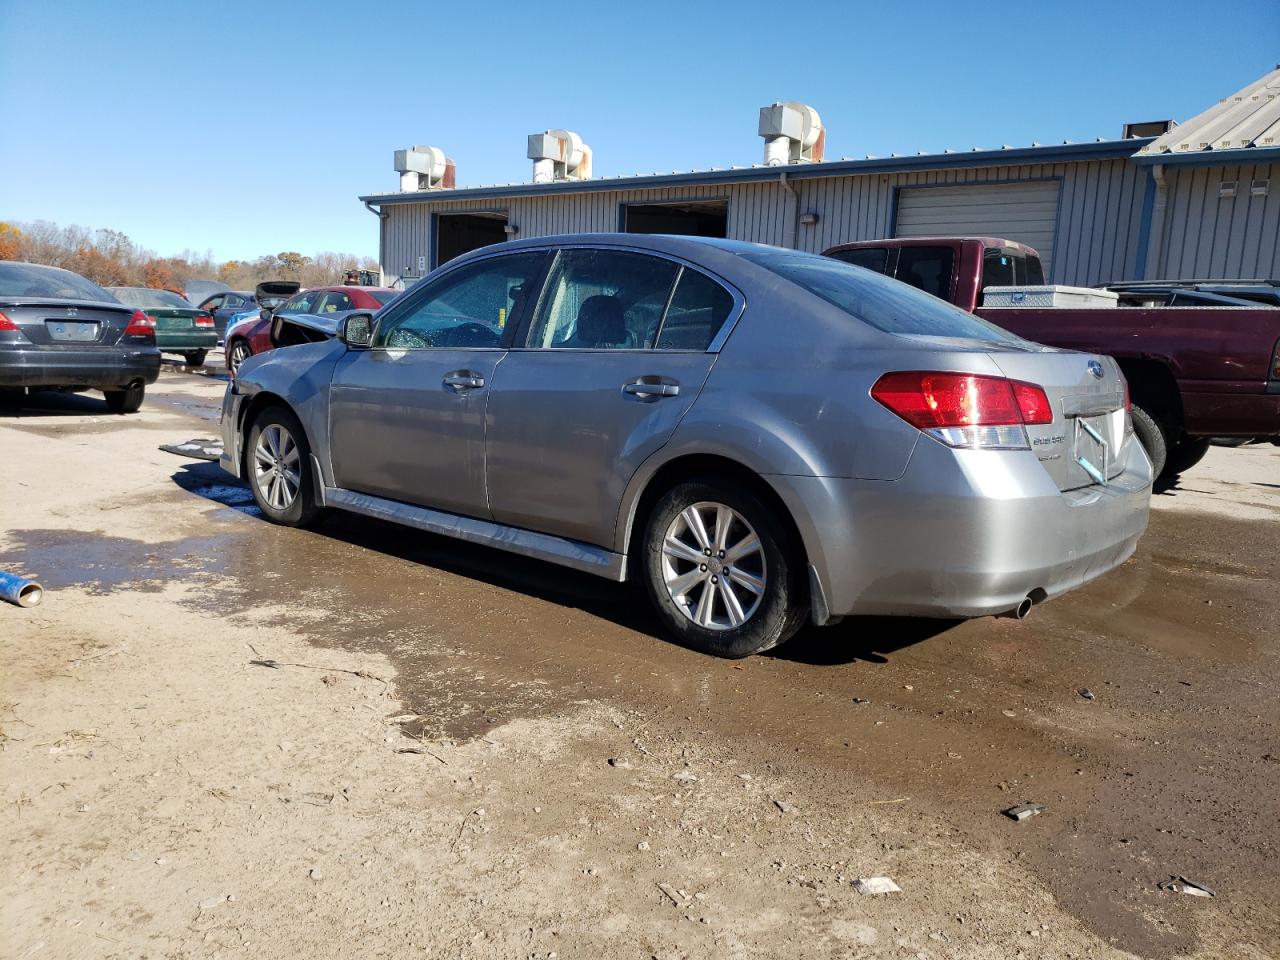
(360, 68, 1280, 288)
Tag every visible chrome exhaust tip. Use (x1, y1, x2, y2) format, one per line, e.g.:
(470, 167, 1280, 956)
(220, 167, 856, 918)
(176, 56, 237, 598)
(1000, 595, 1037, 620)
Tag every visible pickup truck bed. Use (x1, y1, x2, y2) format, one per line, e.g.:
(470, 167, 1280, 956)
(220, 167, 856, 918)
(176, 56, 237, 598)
(976, 305, 1280, 439)
(823, 236, 1280, 479)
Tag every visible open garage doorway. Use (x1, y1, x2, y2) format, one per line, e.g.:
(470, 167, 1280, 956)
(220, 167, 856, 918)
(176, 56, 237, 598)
(622, 200, 728, 238)
(435, 212, 509, 267)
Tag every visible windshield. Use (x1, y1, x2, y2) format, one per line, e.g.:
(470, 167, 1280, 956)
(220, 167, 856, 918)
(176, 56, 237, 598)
(369, 290, 399, 306)
(746, 251, 1023, 343)
(109, 287, 193, 309)
(0, 262, 117, 302)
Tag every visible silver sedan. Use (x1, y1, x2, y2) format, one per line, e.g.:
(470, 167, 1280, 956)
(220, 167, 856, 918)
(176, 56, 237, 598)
(220, 234, 1151, 658)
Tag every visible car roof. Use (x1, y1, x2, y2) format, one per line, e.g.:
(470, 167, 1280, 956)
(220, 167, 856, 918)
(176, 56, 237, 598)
(3, 260, 90, 276)
(825, 236, 1035, 252)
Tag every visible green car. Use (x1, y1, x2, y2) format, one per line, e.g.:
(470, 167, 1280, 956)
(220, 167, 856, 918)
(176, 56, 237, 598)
(108, 287, 218, 366)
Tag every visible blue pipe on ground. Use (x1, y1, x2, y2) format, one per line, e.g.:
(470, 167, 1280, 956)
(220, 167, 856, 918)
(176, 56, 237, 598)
(0, 571, 43, 608)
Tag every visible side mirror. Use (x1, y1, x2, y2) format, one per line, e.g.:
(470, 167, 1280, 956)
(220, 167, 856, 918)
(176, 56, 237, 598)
(341, 312, 374, 348)
(259, 307, 272, 322)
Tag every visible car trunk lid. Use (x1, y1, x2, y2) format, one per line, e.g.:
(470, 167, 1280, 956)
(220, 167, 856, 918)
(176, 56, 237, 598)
(0, 299, 136, 347)
(987, 348, 1129, 491)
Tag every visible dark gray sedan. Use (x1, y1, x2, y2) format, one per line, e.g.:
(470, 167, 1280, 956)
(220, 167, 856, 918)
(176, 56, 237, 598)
(0, 262, 160, 412)
(220, 234, 1151, 657)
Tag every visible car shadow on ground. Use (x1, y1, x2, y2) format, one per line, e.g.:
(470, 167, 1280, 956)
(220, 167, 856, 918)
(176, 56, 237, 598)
(161, 357, 230, 382)
(171, 460, 957, 666)
(0, 389, 121, 418)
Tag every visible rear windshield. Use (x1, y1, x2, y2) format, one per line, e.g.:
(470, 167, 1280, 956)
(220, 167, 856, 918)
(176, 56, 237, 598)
(0, 262, 116, 302)
(746, 251, 1022, 343)
(369, 290, 399, 306)
(980, 248, 1045, 294)
(110, 287, 192, 309)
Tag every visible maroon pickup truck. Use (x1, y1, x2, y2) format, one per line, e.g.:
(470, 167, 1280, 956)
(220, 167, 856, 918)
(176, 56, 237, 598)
(823, 236, 1280, 479)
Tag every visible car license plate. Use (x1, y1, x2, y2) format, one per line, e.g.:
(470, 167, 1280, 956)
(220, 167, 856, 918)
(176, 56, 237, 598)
(1073, 415, 1111, 485)
(46, 320, 100, 342)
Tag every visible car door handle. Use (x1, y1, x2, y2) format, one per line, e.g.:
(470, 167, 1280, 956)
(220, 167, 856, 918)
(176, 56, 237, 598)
(622, 380, 680, 400)
(443, 372, 485, 391)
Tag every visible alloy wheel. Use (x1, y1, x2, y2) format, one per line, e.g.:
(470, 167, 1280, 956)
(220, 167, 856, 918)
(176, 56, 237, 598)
(230, 343, 250, 372)
(661, 501, 766, 630)
(253, 424, 301, 511)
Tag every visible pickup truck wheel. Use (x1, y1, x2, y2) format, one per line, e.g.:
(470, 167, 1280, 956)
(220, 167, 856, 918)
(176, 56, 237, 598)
(641, 479, 807, 659)
(1130, 404, 1168, 478)
(103, 384, 145, 414)
(1165, 437, 1211, 476)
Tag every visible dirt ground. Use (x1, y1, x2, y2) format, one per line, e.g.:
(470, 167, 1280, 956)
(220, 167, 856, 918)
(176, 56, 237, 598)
(2, 356, 1278, 960)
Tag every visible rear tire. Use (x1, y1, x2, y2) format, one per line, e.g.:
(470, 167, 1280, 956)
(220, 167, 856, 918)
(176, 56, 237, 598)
(640, 478, 807, 659)
(103, 383, 145, 414)
(246, 405, 319, 527)
(184, 350, 207, 367)
(1165, 436, 1211, 476)
(1130, 404, 1168, 478)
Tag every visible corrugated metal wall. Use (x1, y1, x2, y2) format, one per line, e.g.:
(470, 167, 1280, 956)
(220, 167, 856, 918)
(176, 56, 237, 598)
(894, 181, 1061, 270)
(381, 157, 1152, 287)
(1153, 162, 1279, 279)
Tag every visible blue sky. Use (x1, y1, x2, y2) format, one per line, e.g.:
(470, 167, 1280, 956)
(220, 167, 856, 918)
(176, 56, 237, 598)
(2, 0, 1277, 262)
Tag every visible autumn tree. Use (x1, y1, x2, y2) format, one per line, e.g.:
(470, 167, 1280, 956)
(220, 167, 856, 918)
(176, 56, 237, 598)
(3, 219, 379, 294)
(0, 222, 24, 260)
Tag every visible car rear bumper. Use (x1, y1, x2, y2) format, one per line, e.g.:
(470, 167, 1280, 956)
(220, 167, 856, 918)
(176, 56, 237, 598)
(0, 345, 162, 389)
(157, 332, 218, 352)
(768, 435, 1153, 620)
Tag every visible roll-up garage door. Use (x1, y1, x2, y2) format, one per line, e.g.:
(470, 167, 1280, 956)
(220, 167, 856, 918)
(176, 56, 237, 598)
(895, 181, 1060, 277)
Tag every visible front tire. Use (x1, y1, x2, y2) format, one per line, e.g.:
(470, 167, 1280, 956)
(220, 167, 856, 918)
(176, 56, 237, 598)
(246, 406, 319, 527)
(228, 340, 251, 374)
(641, 479, 807, 658)
(103, 383, 144, 414)
(183, 350, 207, 367)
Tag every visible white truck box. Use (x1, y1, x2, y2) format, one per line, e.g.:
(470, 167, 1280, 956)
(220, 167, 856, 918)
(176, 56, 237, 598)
(982, 285, 1119, 308)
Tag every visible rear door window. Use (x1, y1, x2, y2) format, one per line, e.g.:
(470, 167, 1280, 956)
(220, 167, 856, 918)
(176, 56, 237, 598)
(524, 249, 679, 350)
(893, 246, 954, 300)
(655, 267, 735, 351)
(828, 247, 890, 274)
(746, 251, 1023, 343)
(316, 291, 354, 313)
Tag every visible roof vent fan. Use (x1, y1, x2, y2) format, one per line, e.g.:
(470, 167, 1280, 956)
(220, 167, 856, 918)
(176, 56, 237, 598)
(758, 102, 825, 165)
(394, 146, 456, 192)
(528, 130, 593, 183)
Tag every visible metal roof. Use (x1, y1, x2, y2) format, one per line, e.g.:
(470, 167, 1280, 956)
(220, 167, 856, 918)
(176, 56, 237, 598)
(1138, 66, 1280, 159)
(360, 138, 1150, 206)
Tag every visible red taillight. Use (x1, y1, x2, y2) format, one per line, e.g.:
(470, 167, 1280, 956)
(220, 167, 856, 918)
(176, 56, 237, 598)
(1011, 381, 1054, 425)
(124, 309, 156, 340)
(0, 310, 17, 332)
(871, 371, 1055, 449)
(871, 372, 1051, 428)
(194, 313, 214, 327)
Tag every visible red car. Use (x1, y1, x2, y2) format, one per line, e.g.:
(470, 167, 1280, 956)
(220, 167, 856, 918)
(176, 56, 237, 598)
(225, 284, 399, 374)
